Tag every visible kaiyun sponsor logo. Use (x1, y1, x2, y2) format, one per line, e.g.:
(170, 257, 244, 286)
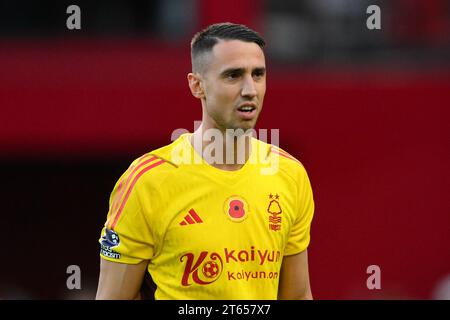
(180, 246, 281, 286)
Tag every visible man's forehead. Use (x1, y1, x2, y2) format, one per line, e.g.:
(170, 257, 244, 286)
(210, 39, 265, 69)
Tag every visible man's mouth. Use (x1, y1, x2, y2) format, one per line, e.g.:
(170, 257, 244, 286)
(237, 105, 256, 113)
(236, 104, 257, 120)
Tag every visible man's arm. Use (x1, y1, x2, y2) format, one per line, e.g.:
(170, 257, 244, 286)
(278, 249, 313, 300)
(96, 258, 148, 300)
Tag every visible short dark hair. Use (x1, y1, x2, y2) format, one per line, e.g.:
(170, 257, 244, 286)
(190, 22, 265, 73)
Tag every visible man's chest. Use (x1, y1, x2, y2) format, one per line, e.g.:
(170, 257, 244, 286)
(150, 173, 298, 255)
(145, 173, 298, 291)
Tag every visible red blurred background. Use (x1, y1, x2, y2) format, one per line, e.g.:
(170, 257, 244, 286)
(1, 0, 449, 299)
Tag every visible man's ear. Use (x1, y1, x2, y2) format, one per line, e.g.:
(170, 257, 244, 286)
(187, 73, 205, 99)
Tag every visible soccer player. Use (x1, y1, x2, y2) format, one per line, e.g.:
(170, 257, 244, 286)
(96, 23, 315, 300)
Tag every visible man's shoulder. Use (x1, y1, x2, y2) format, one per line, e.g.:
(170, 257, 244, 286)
(253, 138, 309, 180)
(270, 145, 305, 169)
(147, 134, 189, 162)
(121, 136, 188, 186)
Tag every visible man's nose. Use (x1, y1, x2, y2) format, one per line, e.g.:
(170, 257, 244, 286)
(241, 75, 257, 98)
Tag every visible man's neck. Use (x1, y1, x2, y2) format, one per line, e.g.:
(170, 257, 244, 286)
(190, 125, 252, 171)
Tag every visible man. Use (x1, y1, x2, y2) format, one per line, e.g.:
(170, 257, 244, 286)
(96, 22, 314, 300)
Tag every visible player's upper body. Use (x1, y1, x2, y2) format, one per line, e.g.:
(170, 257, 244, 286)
(96, 22, 315, 300)
(97, 132, 314, 299)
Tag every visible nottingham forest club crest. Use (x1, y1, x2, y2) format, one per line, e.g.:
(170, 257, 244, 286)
(267, 194, 282, 231)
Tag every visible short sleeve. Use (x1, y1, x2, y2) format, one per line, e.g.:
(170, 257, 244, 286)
(98, 171, 155, 264)
(284, 166, 315, 256)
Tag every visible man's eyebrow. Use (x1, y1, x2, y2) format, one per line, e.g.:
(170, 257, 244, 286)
(220, 67, 266, 76)
(253, 67, 266, 74)
(220, 68, 245, 76)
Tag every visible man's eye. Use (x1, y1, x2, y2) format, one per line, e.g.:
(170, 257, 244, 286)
(227, 73, 240, 79)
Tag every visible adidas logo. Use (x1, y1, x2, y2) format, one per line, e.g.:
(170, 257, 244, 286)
(179, 209, 203, 226)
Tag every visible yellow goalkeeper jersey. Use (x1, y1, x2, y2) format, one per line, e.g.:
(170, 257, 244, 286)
(98, 133, 314, 300)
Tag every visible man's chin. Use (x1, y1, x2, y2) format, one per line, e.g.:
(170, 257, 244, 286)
(232, 123, 257, 133)
(234, 118, 259, 131)
(216, 119, 258, 134)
